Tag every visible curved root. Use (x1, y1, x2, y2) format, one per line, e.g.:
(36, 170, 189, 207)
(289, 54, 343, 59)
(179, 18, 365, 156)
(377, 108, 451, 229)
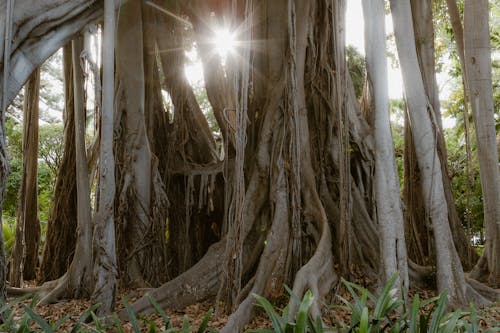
(120, 240, 225, 319)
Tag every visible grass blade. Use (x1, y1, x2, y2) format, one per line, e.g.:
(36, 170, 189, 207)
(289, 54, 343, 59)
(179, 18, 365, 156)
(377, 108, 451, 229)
(22, 304, 55, 333)
(122, 296, 141, 333)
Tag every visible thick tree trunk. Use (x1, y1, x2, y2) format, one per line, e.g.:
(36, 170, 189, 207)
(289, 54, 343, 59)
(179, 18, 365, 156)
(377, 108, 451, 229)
(362, 0, 408, 293)
(15, 36, 95, 306)
(410, 0, 477, 270)
(149, 6, 221, 279)
(389, 0, 469, 307)
(92, 0, 117, 315)
(464, 0, 500, 287)
(114, 0, 167, 287)
(39, 44, 78, 282)
(10, 68, 41, 286)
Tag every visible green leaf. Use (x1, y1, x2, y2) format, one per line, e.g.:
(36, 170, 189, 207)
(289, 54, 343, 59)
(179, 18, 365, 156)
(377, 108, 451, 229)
(147, 294, 172, 329)
(359, 307, 369, 333)
(0, 294, 32, 314)
(122, 296, 141, 333)
(284, 285, 302, 307)
(373, 273, 399, 319)
(113, 313, 126, 333)
(253, 293, 286, 332)
(295, 290, 314, 333)
(197, 308, 213, 333)
(71, 303, 101, 332)
(428, 290, 448, 333)
(442, 310, 462, 333)
(22, 304, 55, 333)
(469, 303, 479, 333)
(180, 314, 192, 333)
(408, 294, 420, 333)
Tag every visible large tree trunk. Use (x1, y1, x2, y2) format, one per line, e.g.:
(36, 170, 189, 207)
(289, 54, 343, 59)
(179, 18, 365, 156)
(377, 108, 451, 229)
(113, 0, 167, 287)
(152, 6, 222, 279)
(92, 0, 117, 315)
(0, 0, 14, 309)
(24, 36, 94, 306)
(389, 0, 488, 307)
(10, 68, 41, 286)
(362, 0, 408, 293)
(464, 0, 500, 287)
(39, 44, 78, 282)
(410, 0, 477, 270)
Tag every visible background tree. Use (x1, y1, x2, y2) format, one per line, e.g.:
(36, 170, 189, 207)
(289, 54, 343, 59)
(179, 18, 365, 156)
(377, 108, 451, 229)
(464, 0, 500, 287)
(9, 68, 41, 286)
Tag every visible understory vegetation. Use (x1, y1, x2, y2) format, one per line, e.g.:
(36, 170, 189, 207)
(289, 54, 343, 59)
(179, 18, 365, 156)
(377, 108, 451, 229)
(0, 277, 497, 332)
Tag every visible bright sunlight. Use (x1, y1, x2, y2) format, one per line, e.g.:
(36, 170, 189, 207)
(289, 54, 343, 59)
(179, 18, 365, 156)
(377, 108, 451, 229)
(212, 27, 236, 59)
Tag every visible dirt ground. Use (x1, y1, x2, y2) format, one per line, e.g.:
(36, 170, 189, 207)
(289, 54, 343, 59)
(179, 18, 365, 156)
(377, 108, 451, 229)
(6, 283, 500, 332)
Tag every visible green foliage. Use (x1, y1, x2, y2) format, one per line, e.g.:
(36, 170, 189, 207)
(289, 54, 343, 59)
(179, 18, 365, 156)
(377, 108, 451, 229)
(249, 289, 331, 333)
(252, 274, 498, 333)
(2, 216, 16, 256)
(4, 118, 63, 227)
(346, 46, 366, 99)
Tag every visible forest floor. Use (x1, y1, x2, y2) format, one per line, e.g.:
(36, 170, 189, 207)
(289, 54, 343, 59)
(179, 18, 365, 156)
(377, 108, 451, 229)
(7, 282, 500, 332)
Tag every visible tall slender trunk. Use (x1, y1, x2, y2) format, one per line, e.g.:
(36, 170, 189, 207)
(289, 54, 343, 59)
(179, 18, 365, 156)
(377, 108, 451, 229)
(390, 0, 468, 307)
(410, 0, 477, 270)
(464, 0, 500, 287)
(0, 0, 15, 309)
(10, 68, 41, 286)
(362, 0, 408, 294)
(39, 44, 78, 282)
(92, 0, 117, 315)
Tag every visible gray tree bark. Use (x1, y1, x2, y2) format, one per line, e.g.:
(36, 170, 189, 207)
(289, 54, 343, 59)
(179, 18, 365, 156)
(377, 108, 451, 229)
(362, 0, 408, 295)
(464, 0, 500, 287)
(92, 0, 117, 316)
(390, 0, 468, 307)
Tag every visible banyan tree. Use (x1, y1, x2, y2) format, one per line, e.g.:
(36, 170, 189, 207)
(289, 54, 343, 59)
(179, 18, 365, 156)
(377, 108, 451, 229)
(0, 0, 498, 331)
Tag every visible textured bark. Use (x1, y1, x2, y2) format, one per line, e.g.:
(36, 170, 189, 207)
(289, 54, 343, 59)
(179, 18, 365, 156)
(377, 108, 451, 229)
(410, 0, 477, 270)
(10, 68, 41, 286)
(390, 0, 469, 307)
(92, 0, 117, 315)
(25, 36, 94, 307)
(0, 0, 103, 108)
(39, 44, 78, 282)
(114, 0, 167, 287)
(464, 0, 500, 287)
(151, 7, 222, 278)
(362, 0, 408, 294)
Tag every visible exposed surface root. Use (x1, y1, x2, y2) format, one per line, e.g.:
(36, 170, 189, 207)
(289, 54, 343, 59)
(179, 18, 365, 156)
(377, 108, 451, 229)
(121, 240, 226, 319)
(408, 260, 499, 307)
(288, 221, 336, 319)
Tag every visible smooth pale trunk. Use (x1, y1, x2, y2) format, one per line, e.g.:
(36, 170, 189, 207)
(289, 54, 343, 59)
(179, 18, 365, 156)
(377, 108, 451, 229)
(464, 0, 500, 286)
(362, 0, 408, 294)
(92, 0, 117, 316)
(389, 0, 467, 307)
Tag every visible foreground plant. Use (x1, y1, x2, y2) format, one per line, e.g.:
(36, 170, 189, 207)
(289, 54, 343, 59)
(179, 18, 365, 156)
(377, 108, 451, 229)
(252, 274, 499, 333)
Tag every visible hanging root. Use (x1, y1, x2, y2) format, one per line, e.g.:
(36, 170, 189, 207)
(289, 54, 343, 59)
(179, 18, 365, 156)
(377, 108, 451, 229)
(121, 240, 226, 319)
